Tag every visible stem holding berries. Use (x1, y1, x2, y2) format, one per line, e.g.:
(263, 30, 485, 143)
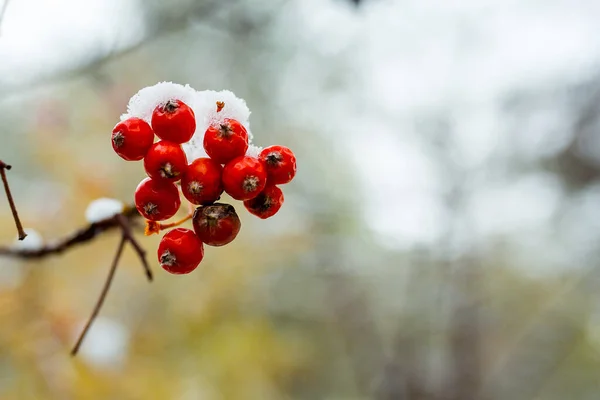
(0, 160, 27, 240)
(144, 211, 194, 236)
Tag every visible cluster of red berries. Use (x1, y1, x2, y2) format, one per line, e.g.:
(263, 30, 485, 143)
(111, 98, 297, 275)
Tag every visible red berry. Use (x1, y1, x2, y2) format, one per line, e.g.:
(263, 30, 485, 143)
(259, 145, 297, 185)
(222, 156, 267, 200)
(134, 177, 181, 221)
(243, 185, 284, 219)
(181, 158, 223, 205)
(144, 141, 188, 182)
(111, 118, 154, 161)
(203, 119, 249, 164)
(192, 203, 241, 247)
(157, 228, 204, 274)
(151, 99, 196, 144)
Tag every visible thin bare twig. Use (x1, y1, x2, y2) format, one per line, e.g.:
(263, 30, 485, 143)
(0, 206, 141, 258)
(70, 233, 127, 356)
(116, 213, 152, 281)
(0, 160, 27, 240)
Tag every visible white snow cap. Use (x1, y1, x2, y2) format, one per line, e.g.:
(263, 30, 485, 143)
(12, 228, 43, 251)
(85, 198, 124, 223)
(197, 90, 253, 142)
(246, 144, 263, 159)
(122, 82, 255, 162)
(121, 82, 197, 124)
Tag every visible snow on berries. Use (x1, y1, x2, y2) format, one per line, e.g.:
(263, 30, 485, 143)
(110, 82, 298, 274)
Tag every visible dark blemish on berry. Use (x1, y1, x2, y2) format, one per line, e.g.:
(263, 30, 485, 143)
(242, 176, 260, 192)
(249, 194, 271, 213)
(164, 100, 179, 113)
(144, 202, 158, 215)
(266, 152, 282, 166)
(160, 162, 179, 179)
(160, 250, 177, 267)
(218, 123, 233, 137)
(188, 181, 203, 194)
(112, 131, 124, 148)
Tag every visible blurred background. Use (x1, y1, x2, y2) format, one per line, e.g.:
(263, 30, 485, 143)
(1, 0, 600, 399)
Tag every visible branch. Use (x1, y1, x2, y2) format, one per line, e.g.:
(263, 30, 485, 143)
(117, 213, 152, 281)
(0, 160, 27, 240)
(71, 233, 127, 356)
(0, 205, 141, 258)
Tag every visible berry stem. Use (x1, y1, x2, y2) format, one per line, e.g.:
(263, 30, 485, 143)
(0, 160, 27, 240)
(144, 211, 194, 236)
(117, 214, 153, 282)
(71, 233, 126, 356)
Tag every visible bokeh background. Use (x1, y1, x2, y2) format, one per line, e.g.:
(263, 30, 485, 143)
(2, 0, 600, 399)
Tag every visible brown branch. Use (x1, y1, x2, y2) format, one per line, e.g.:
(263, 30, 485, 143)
(0, 206, 141, 258)
(71, 233, 127, 356)
(0, 160, 27, 240)
(0, 201, 151, 355)
(116, 213, 152, 281)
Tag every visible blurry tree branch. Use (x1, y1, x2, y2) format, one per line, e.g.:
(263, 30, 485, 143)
(0, 160, 26, 240)
(0, 202, 152, 355)
(71, 232, 127, 356)
(0, 205, 142, 259)
(0, 0, 277, 100)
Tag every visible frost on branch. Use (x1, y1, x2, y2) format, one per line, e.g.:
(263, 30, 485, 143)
(11, 228, 43, 251)
(85, 198, 125, 223)
(120, 82, 254, 162)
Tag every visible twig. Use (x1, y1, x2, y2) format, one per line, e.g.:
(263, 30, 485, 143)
(0, 206, 141, 258)
(0, 160, 27, 240)
(116, 213, 152, 281)
(70, 234, 127, 356)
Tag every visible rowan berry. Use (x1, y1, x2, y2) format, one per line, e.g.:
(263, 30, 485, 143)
(203, 119, 249, 164)
(151, 99, 196, 144)
(222, 156, 267, 200)
(243, 185, 284, 219)
(259, 145, 297, 185)
(144, 141, 188, 182)
(192, 203, 241, 246)
(157, 228, 204, 274)
(134, 177, 181, 221)
(181, 158, 223, 205)
(111, 118, 154, 161)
